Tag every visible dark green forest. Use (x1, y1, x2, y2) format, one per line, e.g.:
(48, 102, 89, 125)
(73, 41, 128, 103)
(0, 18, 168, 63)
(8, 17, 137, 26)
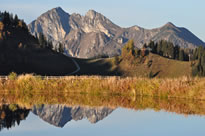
(146, 40, 191, 61)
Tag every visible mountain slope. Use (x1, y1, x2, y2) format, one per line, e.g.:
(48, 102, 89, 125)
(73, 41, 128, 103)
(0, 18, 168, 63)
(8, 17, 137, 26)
(0, 11, 77, 75)
(28, 7, 205, 59)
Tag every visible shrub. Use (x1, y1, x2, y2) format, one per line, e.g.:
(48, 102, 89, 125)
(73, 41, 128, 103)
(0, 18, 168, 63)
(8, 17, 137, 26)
(9, 104, 17, 111)
(8, 72, 17, 80)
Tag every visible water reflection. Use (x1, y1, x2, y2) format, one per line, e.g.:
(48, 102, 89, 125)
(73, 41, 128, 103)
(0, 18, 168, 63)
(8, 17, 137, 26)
(32, 105, 114, 127)
(0, 105, 29, 131)
(1, 94, 205, 133)
(0, 104, 114, 130)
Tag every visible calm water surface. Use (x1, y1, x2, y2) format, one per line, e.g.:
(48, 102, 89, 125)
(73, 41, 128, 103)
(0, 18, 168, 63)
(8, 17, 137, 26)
(1, 104, 205, 136)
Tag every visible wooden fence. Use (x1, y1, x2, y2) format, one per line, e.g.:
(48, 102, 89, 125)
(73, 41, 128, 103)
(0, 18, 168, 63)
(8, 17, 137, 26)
(0, 75, 121, 80)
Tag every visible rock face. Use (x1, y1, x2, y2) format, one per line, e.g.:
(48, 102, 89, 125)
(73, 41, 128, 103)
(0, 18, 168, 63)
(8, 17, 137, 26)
(32, 105, 114, 127)
(28, 7, 205, 58)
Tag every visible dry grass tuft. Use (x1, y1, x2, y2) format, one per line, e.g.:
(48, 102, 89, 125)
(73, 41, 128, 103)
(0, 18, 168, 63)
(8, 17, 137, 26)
(0, 75, 205, 100)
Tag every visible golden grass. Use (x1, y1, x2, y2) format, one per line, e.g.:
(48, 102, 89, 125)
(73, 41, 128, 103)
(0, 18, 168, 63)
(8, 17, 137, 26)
(116, 53, 192, 78)
(0, 74, 205, 100)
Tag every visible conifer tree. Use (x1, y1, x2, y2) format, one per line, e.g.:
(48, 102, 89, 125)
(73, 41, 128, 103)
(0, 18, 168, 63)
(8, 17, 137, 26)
(179, 50, 185, 61)
(59, 43, 64, 53)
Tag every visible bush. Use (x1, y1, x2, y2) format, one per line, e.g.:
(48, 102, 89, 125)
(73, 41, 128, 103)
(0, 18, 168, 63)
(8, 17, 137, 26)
(9, 104, 17, 111)
(8, 72, 17, 80)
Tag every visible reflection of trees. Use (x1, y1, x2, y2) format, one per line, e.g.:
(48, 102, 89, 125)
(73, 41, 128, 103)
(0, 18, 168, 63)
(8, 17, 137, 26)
(0, 105, 30, 131)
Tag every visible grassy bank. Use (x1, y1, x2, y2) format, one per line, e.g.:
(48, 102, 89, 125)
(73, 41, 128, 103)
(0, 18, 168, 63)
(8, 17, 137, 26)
(0, 74, 205, 100)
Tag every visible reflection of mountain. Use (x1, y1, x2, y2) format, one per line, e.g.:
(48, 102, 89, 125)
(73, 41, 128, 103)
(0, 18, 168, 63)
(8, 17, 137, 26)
(32, 105, 114, 127)
(32, 105, 72, 127)
(71, 106, 113, 123)
(0, 105, 30, 131)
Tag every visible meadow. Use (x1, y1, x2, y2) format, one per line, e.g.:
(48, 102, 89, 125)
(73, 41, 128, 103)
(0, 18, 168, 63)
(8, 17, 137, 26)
(0, 74, 205, 100)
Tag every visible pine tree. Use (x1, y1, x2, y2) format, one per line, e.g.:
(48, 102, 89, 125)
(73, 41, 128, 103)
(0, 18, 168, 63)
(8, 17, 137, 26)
(167, 42, 174, 59)
(174, 45, 180, 60)
(157, 41, 162, 55)
(121, 40, 135, 59)
(179, 50, 185, 61)
(38, 33, 46, 48)
(59, 43, 64, 53)
(148, 41, 155, 53)
(2, 11, 11, 26)
(14, 14, 19, 26)
(193, 48, 198, 60)
(201, 55, 205, 76)
(197, 46, 204, 60)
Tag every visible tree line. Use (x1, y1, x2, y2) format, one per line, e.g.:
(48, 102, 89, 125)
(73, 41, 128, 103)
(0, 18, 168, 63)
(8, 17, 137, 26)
(120, 40, 191, 62)
(192, 46, 205, 76)
(37, 33, 65, 53)
(0, 11, 65, 53)
(146, 40, 205, 76)
(0, 11, 27, 31)
(146, 40, 191, 61)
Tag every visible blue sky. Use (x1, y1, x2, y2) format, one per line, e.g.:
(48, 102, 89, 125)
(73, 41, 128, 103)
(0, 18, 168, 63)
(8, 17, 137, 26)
(0, 0, 204, 41)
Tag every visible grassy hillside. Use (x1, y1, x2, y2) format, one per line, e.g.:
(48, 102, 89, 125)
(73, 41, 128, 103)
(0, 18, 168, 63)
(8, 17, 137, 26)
(0, 12, 76, 75)
(74, 53, 192, 78)
(117, 53, 192, 78)
(74, 58, 121, 76)
(74, 40, 192, 78)
(0, 49, 77, 76)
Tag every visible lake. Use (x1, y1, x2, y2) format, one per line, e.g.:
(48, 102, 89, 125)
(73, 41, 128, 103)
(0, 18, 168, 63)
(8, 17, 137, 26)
(1, 96, 205, 136)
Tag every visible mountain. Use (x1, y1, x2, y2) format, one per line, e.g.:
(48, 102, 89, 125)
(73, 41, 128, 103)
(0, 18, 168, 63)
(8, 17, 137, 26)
(28, 7, 205, 59)
(29, 7, 123, 58)
(121, 22, 205, 49)
(32, 104, 114, 127)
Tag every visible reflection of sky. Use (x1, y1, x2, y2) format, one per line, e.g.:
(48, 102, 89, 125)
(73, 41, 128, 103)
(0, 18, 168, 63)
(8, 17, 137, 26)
(2, 108, 205, 136)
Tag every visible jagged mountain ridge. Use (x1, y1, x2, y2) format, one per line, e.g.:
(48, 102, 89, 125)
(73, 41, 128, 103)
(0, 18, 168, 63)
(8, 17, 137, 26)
(28, 7, 205, 58)
(32, 105, 114, 127)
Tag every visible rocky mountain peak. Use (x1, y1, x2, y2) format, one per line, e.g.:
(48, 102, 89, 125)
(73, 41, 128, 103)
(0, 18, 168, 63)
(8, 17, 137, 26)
(85, 9, 107, 21)
(54, 7, 64, 11)
(85, 9, 98, 19)
(163, 22, 176, 28)
(49, 7, 69, 16)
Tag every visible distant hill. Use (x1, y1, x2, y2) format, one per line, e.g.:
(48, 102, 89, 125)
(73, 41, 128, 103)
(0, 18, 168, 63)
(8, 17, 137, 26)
(29, 7, 205, 58)
(74, 53, 192, 78)
(0, 11, 76, 75)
